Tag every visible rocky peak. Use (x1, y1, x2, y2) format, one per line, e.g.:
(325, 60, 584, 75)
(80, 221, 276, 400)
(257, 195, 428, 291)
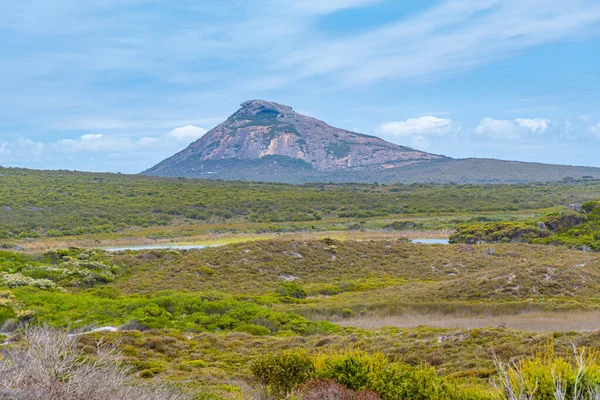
(233, 99, 295, 118)
(144, 99, 445, 177)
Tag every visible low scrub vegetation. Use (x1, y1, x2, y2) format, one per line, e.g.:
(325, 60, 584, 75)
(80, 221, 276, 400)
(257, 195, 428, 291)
(251, 349, 488, 399)
(0, 249, 119, 289)
(251, 346, 600, 399)
(4, 241, 600, 332)
(452, 200, 600, 251)
(1, 167, 599, 239)
(2, 238, 600, 398)
(0, 287, 338, 334)
(2, 321, 599, 398)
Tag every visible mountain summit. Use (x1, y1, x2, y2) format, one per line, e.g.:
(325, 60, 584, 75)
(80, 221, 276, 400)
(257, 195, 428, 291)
(145, 100, 442, 176)
(143, 100, 600, 183)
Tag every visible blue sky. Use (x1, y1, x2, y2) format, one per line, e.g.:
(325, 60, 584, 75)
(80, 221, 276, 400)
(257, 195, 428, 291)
(1, 0, 600, 173)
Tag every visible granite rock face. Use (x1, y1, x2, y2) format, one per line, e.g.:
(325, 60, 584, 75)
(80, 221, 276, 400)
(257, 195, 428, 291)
(146, 100, 443, 175)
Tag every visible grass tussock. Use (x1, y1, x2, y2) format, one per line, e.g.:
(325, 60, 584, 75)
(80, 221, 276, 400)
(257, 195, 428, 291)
(494, 345, 600, 400)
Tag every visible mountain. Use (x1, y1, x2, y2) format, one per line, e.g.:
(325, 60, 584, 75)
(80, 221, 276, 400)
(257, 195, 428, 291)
(143, 100, 600, 183)
(146, 99, 442, 175)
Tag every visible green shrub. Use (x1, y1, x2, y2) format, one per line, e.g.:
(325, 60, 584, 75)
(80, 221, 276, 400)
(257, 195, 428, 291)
(277, 283, 307, 299)
(582, 201, 600, 214)
(250, 350, 315, 398)
(315, 351, 387, 391)
(195, 266, 216, 276)
(315, 351, 465, 400)
(0, 273, 56, 290)
(252, 350, 473, 400)
(183, 359, 207, 368)
(450, 222, 549, 244)
(384, 221, 418, 231)
(366, 363, 459, 400)
(233, 323, 271, 336)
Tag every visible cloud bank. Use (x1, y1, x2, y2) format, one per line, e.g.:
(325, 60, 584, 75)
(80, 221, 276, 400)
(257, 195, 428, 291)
(0, 125, 207, 172)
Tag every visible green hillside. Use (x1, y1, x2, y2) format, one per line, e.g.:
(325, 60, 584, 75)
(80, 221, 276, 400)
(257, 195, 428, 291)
(143, 156, 600, 184)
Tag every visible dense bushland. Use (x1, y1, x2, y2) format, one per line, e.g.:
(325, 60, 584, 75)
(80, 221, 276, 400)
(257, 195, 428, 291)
(451, 200, 600, 251)
(1, 167, 599, 238)
(1, 287, 338, 335)
(251, 347, 600, 400)
(0, 248, 337, 333)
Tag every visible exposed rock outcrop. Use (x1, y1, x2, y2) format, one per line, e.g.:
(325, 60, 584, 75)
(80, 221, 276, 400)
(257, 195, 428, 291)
(146, 100, 443, 175)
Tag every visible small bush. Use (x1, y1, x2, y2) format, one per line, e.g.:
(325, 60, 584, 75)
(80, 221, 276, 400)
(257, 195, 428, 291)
(195, 266, 216, 276)
(184, 359, 207, 368)
(0, 325, 188, 399)
(0, 273, 56, 290)
(250, 349, 315, 398)
(277, 283, 307, 299)
(233, 323, 271, 336)
(315, 351, 388, 391)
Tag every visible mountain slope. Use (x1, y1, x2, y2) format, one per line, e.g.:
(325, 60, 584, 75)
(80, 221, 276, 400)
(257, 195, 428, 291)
(143, 100, 600, 183)
(145, 100, 443, 176)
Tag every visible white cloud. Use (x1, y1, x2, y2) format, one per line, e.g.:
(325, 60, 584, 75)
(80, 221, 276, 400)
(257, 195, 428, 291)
(475, 117, 551, 139)
(166, 125, 208, 142)
(375, 116, 454, 137)
(0, 138, 44, 159)
(57, 135, 137, 153)
(53, 125, 207, 154)
(0, 124, 207, 172)
(515, 118, 551, 134)
(475, 118, 520, 139)
(80, 133, 104, 140)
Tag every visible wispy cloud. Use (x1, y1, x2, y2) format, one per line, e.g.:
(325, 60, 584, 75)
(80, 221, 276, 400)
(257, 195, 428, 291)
(375, 115, 457, 150)
(565, 115, 600, 139)
(272, 0, 600, 85)
(0, 125, 207, 172)
(475, 117, 551, 139)
(376, 116, 455, 137)
(5, 0, 598, 96)
(1, 0, 600, 171)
